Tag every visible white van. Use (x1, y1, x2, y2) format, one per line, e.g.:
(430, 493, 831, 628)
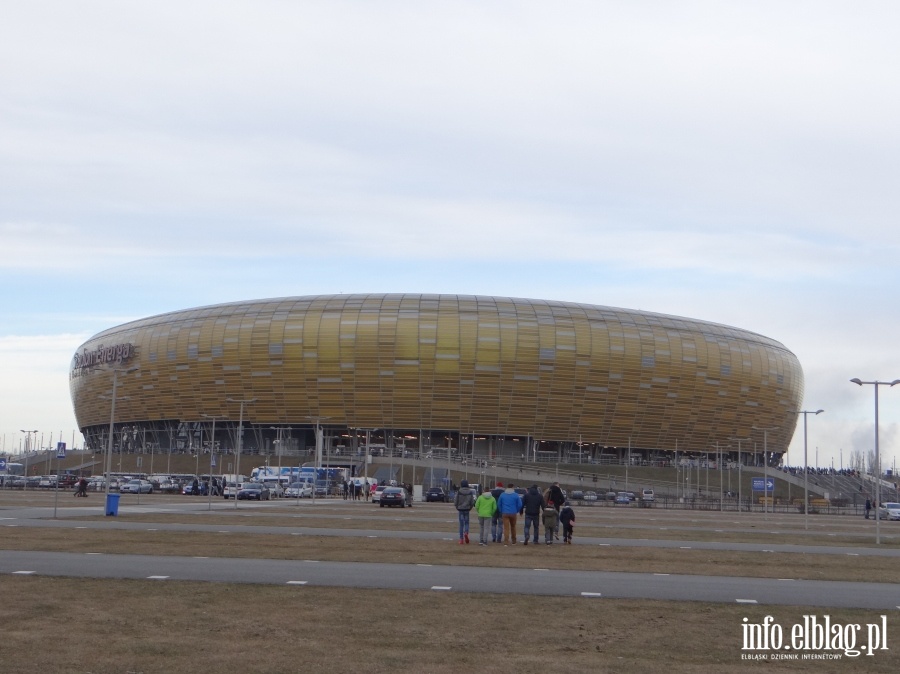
(641, 488, 655, 502)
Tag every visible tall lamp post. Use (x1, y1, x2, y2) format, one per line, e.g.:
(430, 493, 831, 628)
(793, 409, 824, 531)
(227, 398, 256, 510)
(202, 413, 228, 511)
(728, 437, 750, 512)
(752, 425, 779, 519)
(101, 366, 138, 508)
(306, 416, 331, 504)
(20, 429, 38, 485)
(850, 378, 900, 545)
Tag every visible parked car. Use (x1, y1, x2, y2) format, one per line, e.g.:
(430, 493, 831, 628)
(570, 490, 584, 501)
(583, 491, 598, 501)
(615, 492, 631, 505)
(120, 479, 153, 494)
(425, 487, 447, 502)
(182, 481, 208, 496)
(58, 474, 78, 488)
(285, 482, 313, 498)
(877, 502, 900, 520)
(605, 491, 617, 501)
(371, 485, 388, 503)
(380, 486, 412, 508)
(642, 489, 655, 502)
(237, 483, 270, 501)
(38, 475, 57, 489)
(267, 482, 285, 498)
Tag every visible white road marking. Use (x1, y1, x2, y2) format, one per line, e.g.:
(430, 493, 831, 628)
(581, 592, 602, 597)
(304, 560, 320, 563)
(6, 524, 18, 527)
(736, 599, 758, 604)
(146, 529, 158, 531)
(654, 573, 670, 576)
(193, 556, 209, 559)
(534, 568, 550, 571)
(431, 586, 452, 591)
(778, 578, 794, 581)
(417, 564, 433, 567)
(680, 546, 692, 549)
(85, 552, 102, 556)
(12, 571, 35, 575)
(287, 581, 308, 585)
(598, 543, 610, 546)
(367, 535, 378, 538)
(762, 550, 774, 553)
(75, 526, 87, 529)
(218, 530, 229, 533)
(147, 576, 169, 580)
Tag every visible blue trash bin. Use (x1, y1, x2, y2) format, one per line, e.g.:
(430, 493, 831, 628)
(105, 493, 120, 516)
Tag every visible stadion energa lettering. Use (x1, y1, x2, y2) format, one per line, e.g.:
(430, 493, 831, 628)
(72, 343, 134, 370)
(742, 615, 889, 658)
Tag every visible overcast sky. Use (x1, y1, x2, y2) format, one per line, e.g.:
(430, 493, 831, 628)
(2, 2, 899, 471)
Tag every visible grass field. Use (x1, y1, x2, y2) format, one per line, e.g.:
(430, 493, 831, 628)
(1, 492, 898, 672)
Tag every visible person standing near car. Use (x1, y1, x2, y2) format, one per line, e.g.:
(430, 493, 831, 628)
(865, 498, 872, 519)
(455, 479, 476, 544)
(473, 486, 497, 545)
(522, 484, 545, 545)
(497, 483, 524, 545)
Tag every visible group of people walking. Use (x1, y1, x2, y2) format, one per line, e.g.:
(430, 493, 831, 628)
(454, 480, 575, 546)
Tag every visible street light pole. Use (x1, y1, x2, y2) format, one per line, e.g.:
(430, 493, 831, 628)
(306, 416, 331, 504)
(227, 398, 256, 510)
(202, 414, 227, 511)
(752, 425, 779, 519)
(793, 409, 824, 531)
(728, 437, 749, 513)
(102, 366, 138, 509)
(20, 430, 38, 486)
(850, 378, 900, 545)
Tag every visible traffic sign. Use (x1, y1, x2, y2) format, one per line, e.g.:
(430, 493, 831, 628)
(751, 477, 774, 491)
(0, 458, 7, 471)
(56, 442, 66, 459)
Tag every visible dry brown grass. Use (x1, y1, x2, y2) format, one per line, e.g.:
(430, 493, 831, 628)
(2, 576, 898, 674)
(3, 493, 900, 671)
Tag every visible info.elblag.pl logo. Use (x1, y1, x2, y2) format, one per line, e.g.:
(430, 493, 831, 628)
(742, 615, 889, 660)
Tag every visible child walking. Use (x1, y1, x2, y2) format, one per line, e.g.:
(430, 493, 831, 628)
(559, 501, 575, 544)
(542, 504, 559, 544)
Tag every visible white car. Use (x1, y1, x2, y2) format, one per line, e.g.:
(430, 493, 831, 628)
(267, 482, 285, 498)
(285, 482, 313, 498)
(877, 502, 900, 520)
(120, 479, 153, 494)
(371, 485, 388, 503)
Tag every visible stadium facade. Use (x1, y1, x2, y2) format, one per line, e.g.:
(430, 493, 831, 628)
(69, 294, 803, 464)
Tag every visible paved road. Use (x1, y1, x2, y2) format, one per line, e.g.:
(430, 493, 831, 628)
(2, 549, 899, 609)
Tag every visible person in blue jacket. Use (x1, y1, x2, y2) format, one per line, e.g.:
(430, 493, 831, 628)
(496, 484, 524, 545)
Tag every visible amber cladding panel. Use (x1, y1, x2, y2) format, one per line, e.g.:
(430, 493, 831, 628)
(69, 294, 804, 452)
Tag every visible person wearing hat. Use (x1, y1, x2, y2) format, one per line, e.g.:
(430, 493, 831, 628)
(454, 479, 476, 544)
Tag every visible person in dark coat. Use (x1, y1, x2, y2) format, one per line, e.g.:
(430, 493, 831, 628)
(521, 484, 545, 545)
(559, 501, 576, 544)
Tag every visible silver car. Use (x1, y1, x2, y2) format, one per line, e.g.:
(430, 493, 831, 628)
(120, 479, 153, 494)
(877, 502, 900, 520)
